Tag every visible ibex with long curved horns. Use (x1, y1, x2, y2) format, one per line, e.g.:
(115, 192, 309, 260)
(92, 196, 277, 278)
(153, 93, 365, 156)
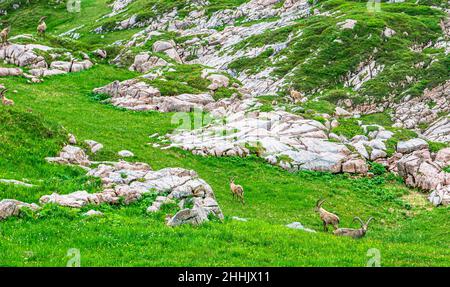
(333, 217, 375, 239)
(314, 199, 340, 232)
(0, 87, 14, 106)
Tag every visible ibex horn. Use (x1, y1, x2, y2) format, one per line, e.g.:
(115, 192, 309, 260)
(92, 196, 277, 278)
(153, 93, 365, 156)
(353, 217, 364, 226)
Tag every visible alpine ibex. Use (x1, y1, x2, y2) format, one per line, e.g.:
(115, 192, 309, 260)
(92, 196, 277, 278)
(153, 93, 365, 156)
(0, 26, 10, 46)
(230, 177, 244, 204)
(289, 88, 303, 103)
(315, 199, 340, 232)
(37, 16, 47, 38)
(333, 217, 375, 239)
(0, 87, 14, 106)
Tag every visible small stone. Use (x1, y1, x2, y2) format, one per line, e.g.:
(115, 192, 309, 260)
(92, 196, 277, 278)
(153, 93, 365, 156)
(286, 222, 316, 233)
(232, 216, 248, 222)
(83, 210, 103, 217)
(118, 150, 134, 157)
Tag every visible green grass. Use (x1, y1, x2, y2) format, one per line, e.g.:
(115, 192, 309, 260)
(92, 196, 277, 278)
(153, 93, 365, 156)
(0, 65, 448, 266)
(0, 0, 449, 267)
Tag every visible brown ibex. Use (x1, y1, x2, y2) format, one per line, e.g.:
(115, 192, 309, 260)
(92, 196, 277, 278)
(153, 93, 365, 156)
(0, 26, 10, 46)
(0, 87, 14, 106)
(289, 88, 303, 103)
(37, 16, 47, 38)
(230, 177, 244, 204)
(333, 217, 375, 239)
(314, 199, 340, 232)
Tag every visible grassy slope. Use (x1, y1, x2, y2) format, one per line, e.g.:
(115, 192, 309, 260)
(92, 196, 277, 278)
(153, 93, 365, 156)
(0, 66, 449, 266)
(0, 1, 448, 266)
(228, 0, 449, 103)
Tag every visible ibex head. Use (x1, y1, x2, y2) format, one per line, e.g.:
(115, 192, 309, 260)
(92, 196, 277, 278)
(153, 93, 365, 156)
(353, 216, 375, 231)
(229, 176, 236, 184)
(314, 199, 326, 212)
(39, 16, 47, 23)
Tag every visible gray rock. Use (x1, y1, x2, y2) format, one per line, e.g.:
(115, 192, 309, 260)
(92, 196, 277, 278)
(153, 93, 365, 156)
(397, 138, 428, 154)
(118, 150, 134, 157)
(286, 222, 316, 233)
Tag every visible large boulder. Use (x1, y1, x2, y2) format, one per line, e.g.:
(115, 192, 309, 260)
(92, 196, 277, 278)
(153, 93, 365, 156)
(0, 67, 23, 76)
(397, 138, 428, 154)
(152, 40, 182, 63)
(342, 158, 368, 174)
(129, 52, 168, 73)
(0, 199, 39, 221)
(45, 145, 91, 166)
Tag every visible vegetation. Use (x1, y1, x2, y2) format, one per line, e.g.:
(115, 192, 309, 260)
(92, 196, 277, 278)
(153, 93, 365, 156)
(0, 0, 448, 267)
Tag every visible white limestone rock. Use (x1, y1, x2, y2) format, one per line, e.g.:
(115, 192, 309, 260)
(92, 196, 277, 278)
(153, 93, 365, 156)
(397, 138, 428, 154)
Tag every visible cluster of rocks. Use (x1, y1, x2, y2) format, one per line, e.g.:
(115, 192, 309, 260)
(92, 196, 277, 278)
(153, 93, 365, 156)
(108, 0, 310, 95)
(0, 67, 23, 77)
(168, 99, 364, 174)
(129, 53, 169, 73)
(93, 78, 216, 112)
(394, 145, 450, 206)
(392, 80, 449, 131)
(0, 199, 39, 221)
(93, 67, 235, 112)
(0, 136, 224, 225)
(344, 59, 385, 91)
(424, 117, 450, 143)
(162, 95, 450, 206)
(0, 43, 93, 81)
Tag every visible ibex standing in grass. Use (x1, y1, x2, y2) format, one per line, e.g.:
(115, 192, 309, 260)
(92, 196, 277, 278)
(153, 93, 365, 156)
(314, 199, 340, 232)
(0, 87, 14, 106)
(289, 88, 303, 103)
(0, 26, 10, 46)
(334, 217, 375, 239)
(230, 177, 245, 204)
(37, 16, 47, 38)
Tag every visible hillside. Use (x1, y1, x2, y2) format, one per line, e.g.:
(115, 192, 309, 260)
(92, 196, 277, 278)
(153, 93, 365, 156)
(0, 0, 449, 266)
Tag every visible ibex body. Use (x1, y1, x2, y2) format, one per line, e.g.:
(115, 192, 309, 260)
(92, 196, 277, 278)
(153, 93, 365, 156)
(1, 87, 14, 106)
(315, 199, 340, 232)
(334, 217, 375, 239)
(37, 17, 47, 38)
(289, 88, 303, 103)
(230, 177, 244, 204)
(0, 26, 10, 45)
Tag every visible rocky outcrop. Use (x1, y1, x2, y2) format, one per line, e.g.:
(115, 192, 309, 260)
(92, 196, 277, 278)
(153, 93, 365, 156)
(45, 145, 91, 167)
(40, 161, 223, 225)
(393, 80, 449, 130)
(392, 146, 450, 206)
(153, 40, 182, 63)
(424, 117, 450, 143)
(0, 199, 39, 220)
(41, 142, 223, 225)
(85, 140, 104, 154)
(0, 67, 23, 77)
(0, 43, 94, 78)
(129, 52, 168, 73)
(0, 43, 49, 68)
(397, 149, 450, 191)
(110, 0, 311, 95)
(397, 138, 428, 154)
(93, 78, 216, 112)
(50, 60, 93, 73)
(168, 98, 360, 173)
